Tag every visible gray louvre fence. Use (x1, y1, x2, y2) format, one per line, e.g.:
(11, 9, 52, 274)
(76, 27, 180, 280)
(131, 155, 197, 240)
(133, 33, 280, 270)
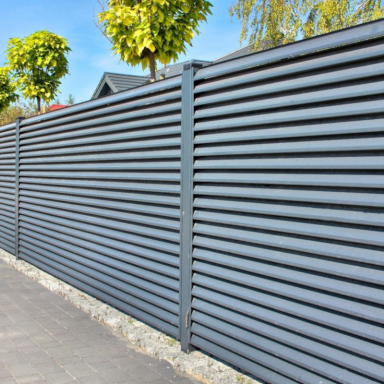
(1, 19, 384, 384)
(0, 122, 16, 255)
(18, 76, 183, 337)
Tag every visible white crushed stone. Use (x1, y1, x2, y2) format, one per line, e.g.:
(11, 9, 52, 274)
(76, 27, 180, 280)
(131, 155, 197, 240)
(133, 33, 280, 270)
(0, 249, 261, 384)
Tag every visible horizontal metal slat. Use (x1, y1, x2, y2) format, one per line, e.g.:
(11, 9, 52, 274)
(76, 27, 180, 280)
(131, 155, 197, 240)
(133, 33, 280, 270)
(194, 184, 384, 208)
(194, 171, 384, 189)
(0, 225, 15, 238)
(20, 112, 181, 142)
(0, 210, 15, 220)
(20, 161, 181, 171)
(196, 80, 384, 120)
(0, 160, 15, 165)
(21, 206, 179, 244)
(192, 284, 384, 343)
(193, 223, 384, 266)
(0, 123, 15, 134)
(20, 149, 181, 164)
(195, 135, 384, 157)
(194, 155, 384, 170)
(0, 203, 15, 213)
(21, 185, 180, 206)
(0, 239, 14, 255)
(20, 171, 180, 183)
(20, 239, 179, 313)
(21, 124, 180, 147)
(0, 195, 15, 205)
(193, 248, 384, 301)
(192, 313, 381, 383)
(0, 186, 14, 194)
(20, 232, 178, 290)
(20, 191, 179, 218)
(0, 215, 15, 227)
(194, 99, 384, 132)
(20, 137, 181, 158)
(0, 231, 14, 245)
(0, 183, 15, 191)
(195, 42, 384, 94)
(21, 198, 179, 230)
(21, 117, 181, 151)
(20, 78, 181, 130)
(0, 148, 14, 155)
(20, 221, 178, 268)
(21, 179, 180, 195)
(194, 209, 384, 247)
(192, 297, 384, 364)
(194, 197, 384, 227)
(193, 261, 384, 323)
(193, 239, 384, 286)
(20, 214, 179, 255)
(0, 141, 16, 150)
(195, 60, 384, 104)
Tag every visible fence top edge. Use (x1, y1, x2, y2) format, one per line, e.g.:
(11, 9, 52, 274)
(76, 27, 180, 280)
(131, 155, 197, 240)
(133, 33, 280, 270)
(195, 18, 384, 81)
(19, 74, 182, 128)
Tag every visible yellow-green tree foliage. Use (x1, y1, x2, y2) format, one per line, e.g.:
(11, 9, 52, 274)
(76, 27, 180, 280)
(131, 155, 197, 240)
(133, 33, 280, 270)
(0, 68, 18, 114)
(230, 0, 384, 51)
(6, 30, 71, 112)
(98, 0, 212, 81)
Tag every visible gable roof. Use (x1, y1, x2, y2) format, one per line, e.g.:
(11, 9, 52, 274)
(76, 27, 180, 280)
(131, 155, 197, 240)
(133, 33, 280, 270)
(92, 72, 148, 99)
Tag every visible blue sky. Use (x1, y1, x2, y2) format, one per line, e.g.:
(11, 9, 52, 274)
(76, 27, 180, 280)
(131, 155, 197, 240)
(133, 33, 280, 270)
(0, 1, 243, 103)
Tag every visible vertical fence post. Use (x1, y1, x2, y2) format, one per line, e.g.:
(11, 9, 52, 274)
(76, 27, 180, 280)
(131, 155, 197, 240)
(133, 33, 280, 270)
(15, 117, 24, 259)
(180, 61, 201, 352)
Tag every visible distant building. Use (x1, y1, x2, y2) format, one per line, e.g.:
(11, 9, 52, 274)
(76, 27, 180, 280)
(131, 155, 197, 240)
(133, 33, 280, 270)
(92, 44, 254, 100)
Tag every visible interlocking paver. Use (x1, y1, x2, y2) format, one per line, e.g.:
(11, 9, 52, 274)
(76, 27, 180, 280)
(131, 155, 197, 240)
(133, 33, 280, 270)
(0, 259, 201, 384)
(43, 371, 76, 384)
(17, 374, 46, 383)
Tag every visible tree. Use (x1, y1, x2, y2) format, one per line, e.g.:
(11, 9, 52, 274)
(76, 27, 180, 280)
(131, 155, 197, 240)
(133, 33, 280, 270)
(66, 94, 75, 105)
(0, 99, 37, 126)
(6, 30, 71, 112)
(229, 0, 384, 51)
(0, 67, 18, 114)
(97, 0, 212, 81)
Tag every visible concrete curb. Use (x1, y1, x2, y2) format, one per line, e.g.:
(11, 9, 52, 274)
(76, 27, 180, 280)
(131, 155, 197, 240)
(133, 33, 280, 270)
(0, 249, 261, 384)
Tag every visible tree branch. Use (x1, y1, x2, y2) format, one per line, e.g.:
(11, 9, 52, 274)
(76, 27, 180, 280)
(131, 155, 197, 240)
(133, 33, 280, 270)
(94, 0, 114, 44)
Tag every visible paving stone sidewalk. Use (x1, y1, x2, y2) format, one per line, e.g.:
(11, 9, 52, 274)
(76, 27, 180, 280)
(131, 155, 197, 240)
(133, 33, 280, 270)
(0, 260, 200, 384)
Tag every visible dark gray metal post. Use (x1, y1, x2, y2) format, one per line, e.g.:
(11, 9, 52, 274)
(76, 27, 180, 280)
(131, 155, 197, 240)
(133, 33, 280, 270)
(15, 117, 24, 259)
(180, 61, 201, 352)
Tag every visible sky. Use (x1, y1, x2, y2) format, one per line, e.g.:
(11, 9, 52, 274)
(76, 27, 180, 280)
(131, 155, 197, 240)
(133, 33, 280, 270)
(0, 1, 244, 103)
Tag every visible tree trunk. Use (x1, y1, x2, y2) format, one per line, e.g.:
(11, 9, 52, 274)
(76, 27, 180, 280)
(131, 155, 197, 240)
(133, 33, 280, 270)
(37, 97, 41, 113)
(147, 51, 156, 82)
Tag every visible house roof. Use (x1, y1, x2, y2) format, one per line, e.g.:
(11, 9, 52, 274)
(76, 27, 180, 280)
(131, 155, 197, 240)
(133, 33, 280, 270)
(92, 72, 148, 99)
(49, 104, 68, 112)
(214, 44, 254, 63)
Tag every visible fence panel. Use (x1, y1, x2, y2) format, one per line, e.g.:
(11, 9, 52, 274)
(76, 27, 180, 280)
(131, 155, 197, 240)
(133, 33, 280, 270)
(190, 31, 384, 383)
(17, 77, 183, 337)
(0, 122, 16, 255)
